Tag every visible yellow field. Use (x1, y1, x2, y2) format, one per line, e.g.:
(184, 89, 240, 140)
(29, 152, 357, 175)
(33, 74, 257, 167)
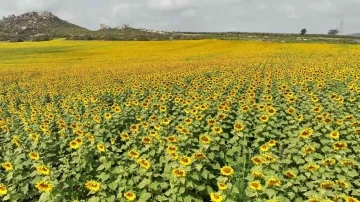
(0, 40, 360, 202)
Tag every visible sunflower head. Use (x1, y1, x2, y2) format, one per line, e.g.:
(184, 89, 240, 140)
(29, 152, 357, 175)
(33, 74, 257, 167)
(35, 181, 53, 193)
(210, 193, 223, 202)
(0, 184, 8, 196)
(124, 191, 136, 201)
(220, 166, 234, 176)
(1, 162, 13, 171)
(249, 181, 262, 191)
(138, 159, 151, 169)
(29, 152, 40, 160)
(85, 180, 101, 192)
(179, 156, 192, 166)
(172, 168, 186, 178)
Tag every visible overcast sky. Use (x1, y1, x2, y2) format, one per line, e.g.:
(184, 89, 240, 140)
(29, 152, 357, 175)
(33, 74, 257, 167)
(0, 0, 359, 34)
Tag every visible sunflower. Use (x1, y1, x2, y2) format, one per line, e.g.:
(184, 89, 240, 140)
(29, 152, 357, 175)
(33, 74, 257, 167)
(249, 181, 262, 191)
(167, 145, 178, 154)
(97, 144, 105, 152)
(212, 126, 223, 134)
(120, 132, 130, 141)
(36, 165, 50, 175)
(268, 139, 276, 147)
(110, 138, 115, 145)
(138, 159, 151, 169)
(345, 197, 359, 202)
(341, 159, 355, 166)
(262, 154, 276, 163)
(75, 137, 83, 145)
(180, 128, 190, 135)
(335, 180, 348, 189)
(128, 150, 140, 159)
(159, 106, 167, 112)
(287, 107, 296, 114)
(142, 136, 152, 144)
(172, 168, 186, 177)
(260, 144, 269, 152)
(29, 133, 39, 142)
(199, 134, 211, 144)
(266, 107, 276, 116)
(307, 197, 322, 202)
(233, 122, 245, 131)
(29, 152, 40, 160)
(169, 152, 179, 160)
(160, 118, 170, 125)
(85, 133, 95, 142)
(320, 180, 335, 189)
(149, 131, 158, 137)
(0, 184, 7, 196)
(1, 162, 13, 171)
(329, 131, 340, 139)
(179, 156, 192, 166)
(259, 115, 269, 123)
(124, 191, 136, 201)
(332, 141, 347, 150)
(193, 152, 206, 160)
(184, 117, 193, 125)
(217, 183, 228, 190)
(302, 146, 316, 155)
(69, 140, 80, 149)
(210, 193, 223, 202)
(195, 114, 204, 121)
(85, 180, 101, 192)
(251, 170, 264, 178)
(240, 105, 250, 113)
(299, 128, 313, 139)
(104, 113, 112, 120)
(207, 118, 217, 126)
(267, 177, 281, 187)
(284, 170, 297, 179)
(297, 114, 303, 121)
(220, 166, 234, 176)
(312, 105, 322, 113)
(154, 124, 161, 130)
(251, 156, 264, 165)
(129, 124, 139, 133)
(166, 136, 178, 143)
(35, 181, 53, 193)
(304, 164, 320, 171)
(322, 158, 336, 166)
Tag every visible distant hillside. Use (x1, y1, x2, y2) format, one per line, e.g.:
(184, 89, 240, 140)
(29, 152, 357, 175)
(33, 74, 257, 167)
(348, 33, 360, 37)
(0, 11, 178, 41)
(1, 11, 360, 43)
(0, 11, 88, 35)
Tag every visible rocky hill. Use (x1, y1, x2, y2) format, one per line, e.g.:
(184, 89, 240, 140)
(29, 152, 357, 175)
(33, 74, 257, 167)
(0, 11, 87, 35)
(0, 11, 178, 41)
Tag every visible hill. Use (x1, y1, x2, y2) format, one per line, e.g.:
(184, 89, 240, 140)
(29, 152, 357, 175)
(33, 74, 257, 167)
(0, 11, 88, 35)
(348, 33, 360, 37)
(0, 11, 178, 41)
(1, 11, 360, 43)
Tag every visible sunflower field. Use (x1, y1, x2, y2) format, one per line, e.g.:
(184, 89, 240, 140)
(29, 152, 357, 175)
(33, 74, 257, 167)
(0, 39, 360, 202)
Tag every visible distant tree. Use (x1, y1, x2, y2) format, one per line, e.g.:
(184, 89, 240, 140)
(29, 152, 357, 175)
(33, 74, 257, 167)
(328, 29, 339, 35)
(300, 29, 307, 35)
(122, 24, 131, 29)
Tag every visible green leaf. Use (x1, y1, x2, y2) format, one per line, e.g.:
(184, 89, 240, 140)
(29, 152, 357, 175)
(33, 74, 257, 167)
(265, 189, 276, 198)
(139, 192, 152, 201)
(137, 178, 151, 189)
(195, 163, 203, 171)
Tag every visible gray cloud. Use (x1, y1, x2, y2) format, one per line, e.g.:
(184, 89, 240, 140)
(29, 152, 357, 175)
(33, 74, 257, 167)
(0, 0, 359, 34)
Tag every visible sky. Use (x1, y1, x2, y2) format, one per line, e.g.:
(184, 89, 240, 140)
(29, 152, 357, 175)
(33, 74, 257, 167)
(0, 0, 359, 34)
